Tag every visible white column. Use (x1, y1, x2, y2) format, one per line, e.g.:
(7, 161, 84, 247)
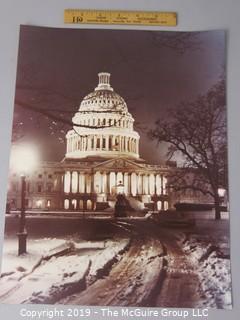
(87, 136, 91, 150)
(137, 173, 142, 195)
(163, 176, 167, 195)
(124, 173, 128, 195)
(72, 171, 78, 193)
(112, 136, 116, 149)
(131, 172, 137, 196)
(149, 173, 155, 195)
(85, 174, 90, 193)
(143, 174, 148, 195)
(94, 171, 102, 193)
(78, 173, 83, 193)
(156, 174, 161, 195)
(64, 171, 71, 193)
(102, 172, 107, 193)
(161, 175, 164, 194)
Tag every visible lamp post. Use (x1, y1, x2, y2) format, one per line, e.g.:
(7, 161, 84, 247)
(10, 144, 38, 255)
(18, 174, 27, 255)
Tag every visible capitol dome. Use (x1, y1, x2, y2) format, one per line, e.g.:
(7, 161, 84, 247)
(79, 72, 128, 113)
(65, 72, 140, 159)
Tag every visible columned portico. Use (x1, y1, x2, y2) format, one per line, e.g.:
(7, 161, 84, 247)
(63, 169, 168, 198)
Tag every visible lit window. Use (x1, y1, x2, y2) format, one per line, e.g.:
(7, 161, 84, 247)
(36, 199, 43, 208)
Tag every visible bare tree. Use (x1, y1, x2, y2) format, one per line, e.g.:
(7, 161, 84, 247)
(149, 79, 227, 220)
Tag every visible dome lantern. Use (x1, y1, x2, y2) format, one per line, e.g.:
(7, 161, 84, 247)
(95, 72, 113, 92)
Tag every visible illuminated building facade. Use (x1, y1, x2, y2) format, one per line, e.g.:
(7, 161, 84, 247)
(7, 73, 211, 212)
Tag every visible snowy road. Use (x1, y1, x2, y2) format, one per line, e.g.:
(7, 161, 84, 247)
(59, 220, 202, 307)
(60, 234, 164, 306)
(1, 218, 231, 308)
(154, 228, 201, 308)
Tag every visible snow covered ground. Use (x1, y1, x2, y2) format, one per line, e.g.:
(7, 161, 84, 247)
(183, 235, 232, 309)
(0, 238, 66, 276)
(0, 237, 130, 304)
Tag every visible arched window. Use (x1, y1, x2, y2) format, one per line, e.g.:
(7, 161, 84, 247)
(72, 199, 77, 210)
(157, 201, 162, 211)
(64, 199, 69, 210)
(164, 201, 168, 211)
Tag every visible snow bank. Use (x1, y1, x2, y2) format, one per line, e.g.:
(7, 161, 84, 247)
(89, 238, 130, 281)
(183, 238, 232, 309)
(0, 237, 130, 305)
(1, 238, 66, 277)
(1, 255, 90, 304)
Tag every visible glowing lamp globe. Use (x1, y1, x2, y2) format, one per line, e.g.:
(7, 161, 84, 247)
(10, 144, 39, 175)
(218, 188, 225, 198)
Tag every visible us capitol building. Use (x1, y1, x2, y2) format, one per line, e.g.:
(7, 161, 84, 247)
(8, 73, 208, 213)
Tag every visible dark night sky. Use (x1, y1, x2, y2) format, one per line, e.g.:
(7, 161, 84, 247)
(13, 26, 225, 163)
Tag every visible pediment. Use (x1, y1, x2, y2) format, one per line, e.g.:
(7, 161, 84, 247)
(93, 158, 145, 171)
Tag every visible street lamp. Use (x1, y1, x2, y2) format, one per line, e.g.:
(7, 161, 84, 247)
(218, 187, 226, 205)
(10, 144, 38, 255)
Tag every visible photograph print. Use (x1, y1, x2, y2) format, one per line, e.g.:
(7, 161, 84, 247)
(0, 26, 231, 309)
